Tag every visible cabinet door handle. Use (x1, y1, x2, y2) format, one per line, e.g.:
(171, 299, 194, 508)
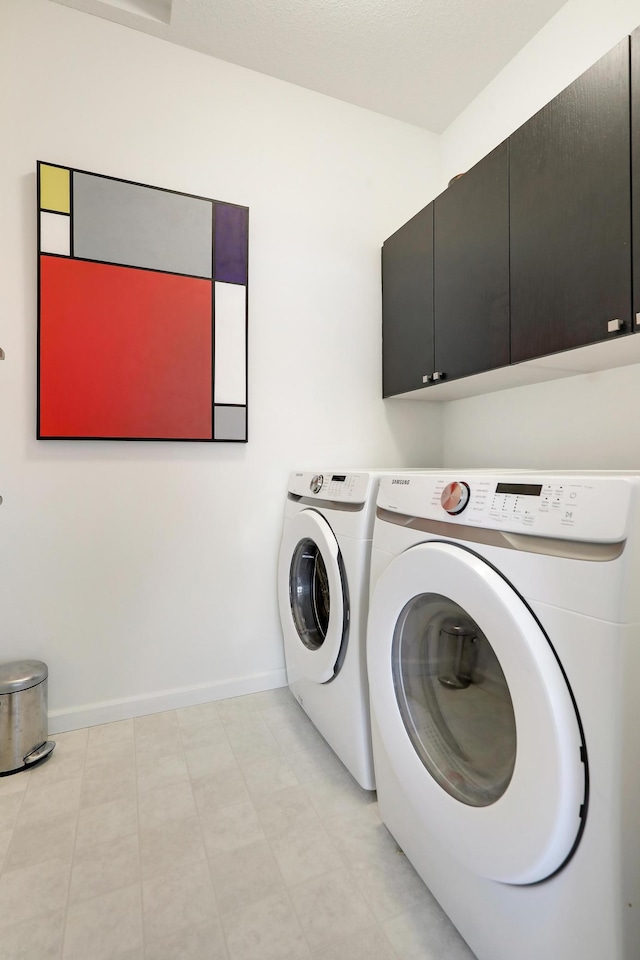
(422, 374, 432, 383)
(607, 318, 624, 333)
(432, 371, 446, 381)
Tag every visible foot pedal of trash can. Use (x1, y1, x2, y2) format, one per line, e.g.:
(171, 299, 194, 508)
(24, 740, 55, 766)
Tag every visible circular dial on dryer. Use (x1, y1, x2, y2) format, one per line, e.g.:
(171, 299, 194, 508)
(441, 481, 470, 515)
(310, 474, 324, 494)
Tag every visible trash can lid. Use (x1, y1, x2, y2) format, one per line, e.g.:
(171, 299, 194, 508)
(0, 660, 48, 694)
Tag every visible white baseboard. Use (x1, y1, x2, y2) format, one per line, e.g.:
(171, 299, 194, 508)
(47, 669, 289, 734)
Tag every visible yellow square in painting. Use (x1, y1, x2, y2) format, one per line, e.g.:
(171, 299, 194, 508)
(40, 164, 70, 214)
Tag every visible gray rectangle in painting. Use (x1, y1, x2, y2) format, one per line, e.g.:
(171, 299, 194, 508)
(214, 405, 246, 441)
(73, 173, 213, 278)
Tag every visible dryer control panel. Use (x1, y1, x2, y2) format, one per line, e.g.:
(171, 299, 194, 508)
(288, 471, 372, 505)
(378, 473, 637, 542)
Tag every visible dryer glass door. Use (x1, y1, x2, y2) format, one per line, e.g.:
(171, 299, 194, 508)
(368, 540, 586, 885)
(392, 593, 517, 808)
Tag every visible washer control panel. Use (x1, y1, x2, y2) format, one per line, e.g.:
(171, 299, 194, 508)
(379, 473, 635, 542)
(289, 471, 371, 504)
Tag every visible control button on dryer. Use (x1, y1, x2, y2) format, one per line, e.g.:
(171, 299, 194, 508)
(310, 475, 324, 494)
(441, 481, 471, 515)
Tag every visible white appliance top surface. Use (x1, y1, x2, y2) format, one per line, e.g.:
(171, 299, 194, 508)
(287, 469, 431, 504)
(377, 472, 640, 542)
(287, 470, 378, 505)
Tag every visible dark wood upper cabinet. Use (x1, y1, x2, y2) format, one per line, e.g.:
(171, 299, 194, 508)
(381, 34, 640, 400)
(434, 142, 510, 381)
(381, 203, 434, 397)
(632, 27, 640, 329)
(510, 38, 632, 364)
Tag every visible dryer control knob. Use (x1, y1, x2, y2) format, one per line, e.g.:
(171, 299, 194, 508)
(310, 474, 324, 494)
(441, 481, 470, 515)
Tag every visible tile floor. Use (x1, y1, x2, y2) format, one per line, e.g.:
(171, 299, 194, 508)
(0, 687, 478, 960)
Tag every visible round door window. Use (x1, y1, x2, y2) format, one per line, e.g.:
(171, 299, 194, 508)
(290, 537, 331, 650)
(392, 593, 516, 807)
(278, 509, 347, 685)
(368, 540, 586, 884)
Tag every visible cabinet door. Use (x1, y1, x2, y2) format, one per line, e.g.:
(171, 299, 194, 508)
(632, 27, 640, 331)
(510, 38, 632, 363)
(434, 142, 510, 381)
(382, 203, 434, 397)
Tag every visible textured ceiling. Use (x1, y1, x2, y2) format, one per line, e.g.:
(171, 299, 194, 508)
(51, 0, 568, 132)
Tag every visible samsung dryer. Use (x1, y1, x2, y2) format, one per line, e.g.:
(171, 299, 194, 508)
(367, 470, 640, 960)
(278, 469, 396, 790)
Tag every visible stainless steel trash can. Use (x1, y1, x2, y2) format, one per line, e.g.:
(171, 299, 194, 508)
(0, 660, 55, 775)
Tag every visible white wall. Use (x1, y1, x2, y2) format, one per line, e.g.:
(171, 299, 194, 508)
(0, 0, 442, 729)
(440, 0, 640, 469)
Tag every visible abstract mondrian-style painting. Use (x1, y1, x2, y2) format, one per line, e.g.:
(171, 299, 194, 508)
(37, 162, 249, 441)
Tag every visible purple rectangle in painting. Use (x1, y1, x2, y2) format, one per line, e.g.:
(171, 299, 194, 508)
(215, 203, 248, 285)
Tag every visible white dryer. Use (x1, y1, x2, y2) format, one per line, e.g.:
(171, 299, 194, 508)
(278, 469, 396, 790)
(367, 471, 640, 960)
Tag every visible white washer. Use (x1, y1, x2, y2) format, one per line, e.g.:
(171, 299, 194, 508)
(367, 471, 640, 960)
(278, 469, 400, 790)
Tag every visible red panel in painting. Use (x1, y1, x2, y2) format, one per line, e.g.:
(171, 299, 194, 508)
(39, 256, 212, 439)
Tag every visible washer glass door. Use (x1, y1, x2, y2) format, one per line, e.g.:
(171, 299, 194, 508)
(393, 593, 517, 808)
(278, 509, 347, 684)
(290, 537, 332, 652)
